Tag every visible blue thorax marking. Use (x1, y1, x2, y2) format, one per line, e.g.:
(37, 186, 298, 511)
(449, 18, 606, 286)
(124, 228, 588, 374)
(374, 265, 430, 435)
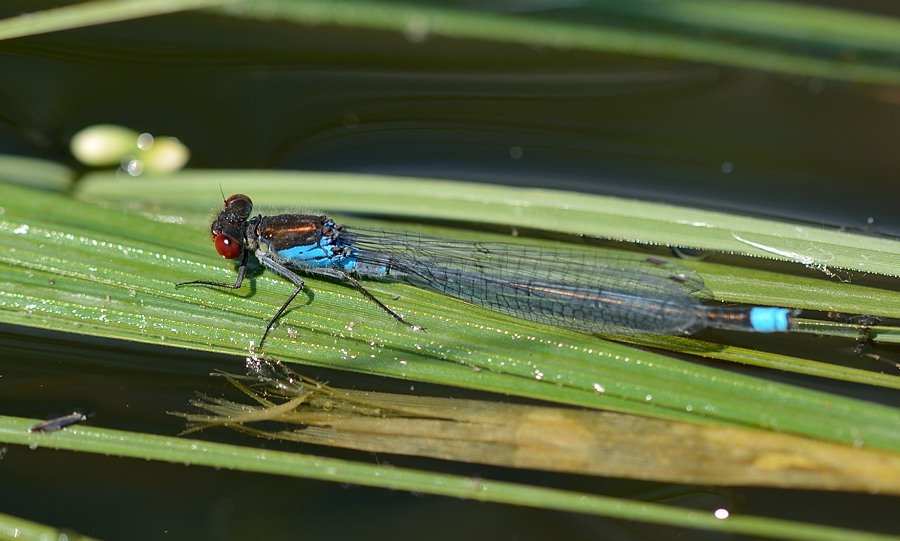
(276, 226, 360, 272)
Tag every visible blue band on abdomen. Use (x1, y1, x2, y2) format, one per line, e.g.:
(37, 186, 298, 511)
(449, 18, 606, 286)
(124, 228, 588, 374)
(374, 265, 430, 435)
(749, 307, 791, 333)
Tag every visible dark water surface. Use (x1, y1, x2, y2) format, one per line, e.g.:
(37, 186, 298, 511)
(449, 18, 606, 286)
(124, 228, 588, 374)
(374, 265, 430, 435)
(3, 4, 899, 234)
(1, 3, 898, 540)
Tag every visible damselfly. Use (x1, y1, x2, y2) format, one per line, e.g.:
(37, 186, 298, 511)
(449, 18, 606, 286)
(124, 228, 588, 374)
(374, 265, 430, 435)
(178, 194, 795, 347)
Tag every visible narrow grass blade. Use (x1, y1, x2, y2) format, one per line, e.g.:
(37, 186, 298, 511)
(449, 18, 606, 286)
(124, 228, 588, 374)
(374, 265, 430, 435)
(1, 415, 897, 541)
(0, 511, 99, 541)
(79, 172, 900, 280)
(2, 1, 897, 84)
(0, 0, 235, 41)
(219, 0, 900, 84)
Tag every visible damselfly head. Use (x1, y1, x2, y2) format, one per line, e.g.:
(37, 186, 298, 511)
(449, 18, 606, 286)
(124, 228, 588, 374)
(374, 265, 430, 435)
(224, 193, 252, 211)
(210, 194, 254, 259)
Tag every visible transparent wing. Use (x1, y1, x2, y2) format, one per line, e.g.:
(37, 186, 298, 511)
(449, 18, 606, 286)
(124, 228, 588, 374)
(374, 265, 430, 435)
(345, 228, 710, 335)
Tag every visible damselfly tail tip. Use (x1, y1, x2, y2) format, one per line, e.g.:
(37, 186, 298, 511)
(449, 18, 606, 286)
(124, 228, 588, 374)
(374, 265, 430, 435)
(749, 307, 799, 333)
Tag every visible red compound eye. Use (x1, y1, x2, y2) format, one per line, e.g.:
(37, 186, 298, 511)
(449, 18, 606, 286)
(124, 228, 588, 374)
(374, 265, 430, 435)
(214, 232, 243, 259)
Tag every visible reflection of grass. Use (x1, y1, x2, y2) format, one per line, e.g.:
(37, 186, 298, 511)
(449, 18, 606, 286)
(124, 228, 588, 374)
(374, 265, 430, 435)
(178, 363, 900, 493)
(2, 0, 899, 83)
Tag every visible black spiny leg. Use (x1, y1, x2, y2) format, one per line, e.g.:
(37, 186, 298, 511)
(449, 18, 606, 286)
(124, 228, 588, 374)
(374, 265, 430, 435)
(342, 272, 419, 329)
(177, 249, 251, 290)
(259, 283, 307, 349)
